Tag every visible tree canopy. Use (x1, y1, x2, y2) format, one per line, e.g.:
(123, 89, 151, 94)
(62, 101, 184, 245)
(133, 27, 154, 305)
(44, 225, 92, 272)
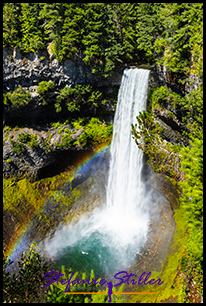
(3, 3, 203, 302)
(3, 3, 202, 76)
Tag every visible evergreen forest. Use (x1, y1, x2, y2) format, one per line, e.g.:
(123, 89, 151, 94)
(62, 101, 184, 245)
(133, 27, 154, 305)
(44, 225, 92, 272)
(3, 3, 203, 303)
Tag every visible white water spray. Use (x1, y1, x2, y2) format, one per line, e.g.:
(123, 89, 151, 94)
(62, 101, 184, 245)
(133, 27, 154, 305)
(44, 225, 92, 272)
(104, 68, 151, 242)
(43, 68, 151, 275)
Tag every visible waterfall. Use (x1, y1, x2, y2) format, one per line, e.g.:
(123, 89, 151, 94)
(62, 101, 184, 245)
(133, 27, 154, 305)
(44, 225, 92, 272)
(107, 68, 150, 212)
(43, 68, 152, 276)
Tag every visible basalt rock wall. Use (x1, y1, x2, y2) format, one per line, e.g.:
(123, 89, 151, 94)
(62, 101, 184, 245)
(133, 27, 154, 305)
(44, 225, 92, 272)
(3, 47, 196, 180)
(148, 66, 194, 147)
(3, 47, 122, 127)
(3, 47, 122, 93)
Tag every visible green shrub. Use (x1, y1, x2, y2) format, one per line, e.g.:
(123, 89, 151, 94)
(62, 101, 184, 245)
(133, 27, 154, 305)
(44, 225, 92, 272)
(50, 121, 65, 129)
(149, 86, 186, 109)
(37, 80, 55, 96)
(55, 84, 105, 113)
(71, 117, 84, 130)
(28, 134, 39, 149)
(17, 131, 30, 143)
(55, 86, 81, 113)
(3, 242, 50, 303)
(78, 117, 113, 146)
(56, 132, 73, 148)
(3, 86, 31, 108)
(10, 139, 26, 154)
(37, 80, 55, 105)
(17, 132, 39, 149)
(3, 126, 11, 134)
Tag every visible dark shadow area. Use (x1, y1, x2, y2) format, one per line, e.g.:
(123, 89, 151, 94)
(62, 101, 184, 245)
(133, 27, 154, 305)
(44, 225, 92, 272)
(37, 149, 92, 180)
(63, 148, 110, 192)
(141, 154, 153, 186)
(37, 147, 110, 190)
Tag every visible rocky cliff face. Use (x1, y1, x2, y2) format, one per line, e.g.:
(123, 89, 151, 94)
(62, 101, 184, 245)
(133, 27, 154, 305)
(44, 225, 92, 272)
(3, 47, 122, 126)
(150, 59, 200, 96)
(3, 47, 122, 94)
(3, 125, 88, 180)
(149, 65, 195, 147)
(3, 47, 194, 180)
(3, 47, 122, 180)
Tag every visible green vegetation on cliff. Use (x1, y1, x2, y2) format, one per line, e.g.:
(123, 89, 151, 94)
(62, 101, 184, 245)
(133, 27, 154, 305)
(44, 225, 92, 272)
(4, 3, 202, 75)
(3, 3, 202, 76)
(3, 81, 117, 123)
(3, 86, 31, 108)
(37, 80, 56, 105)
(131, 3, 203, 302)
(5, 243, 125, 303)
(3, 242, 49, 303)
(3, 2, 203, 303)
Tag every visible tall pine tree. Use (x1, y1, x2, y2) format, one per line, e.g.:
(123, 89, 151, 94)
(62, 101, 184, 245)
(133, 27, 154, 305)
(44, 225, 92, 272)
(134, 3, 163, 63)
(82, 3, 123, 75)
(3, 3, 20, 48)
(39, 3, 65, 61)
(113, 3, 138, 62)
(61, 3, 86, 59)
(18, 3, 45, 52)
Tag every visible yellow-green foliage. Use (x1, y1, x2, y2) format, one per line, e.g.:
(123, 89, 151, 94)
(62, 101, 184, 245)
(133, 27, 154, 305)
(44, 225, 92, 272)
(47, 186, 81, 208)
(28, 134, 39, 149)
(3, 86, 31, 109)
(3, 178, 43, 216)
(36, 80, 55, 105)
(3, 170, 81, 227)
(35, 170, 75, 195)
(78, 118, 113, 146)
(71, 117, 84, 130)
(50, 117, 113, 148)
(35, 172, 82, 218)
(130, 200, 189, 303)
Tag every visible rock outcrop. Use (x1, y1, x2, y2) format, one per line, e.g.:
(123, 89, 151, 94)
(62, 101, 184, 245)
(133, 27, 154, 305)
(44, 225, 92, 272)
(3, 47, 122, 94)
(3, 47, 195, 180)
(3, 47, 121, 127)
(3, 124, 89, 180)
(149, 65, 192, 146)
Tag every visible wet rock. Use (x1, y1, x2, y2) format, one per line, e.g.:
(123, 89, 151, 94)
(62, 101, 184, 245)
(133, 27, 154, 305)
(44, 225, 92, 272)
(150, 172, 181, 211)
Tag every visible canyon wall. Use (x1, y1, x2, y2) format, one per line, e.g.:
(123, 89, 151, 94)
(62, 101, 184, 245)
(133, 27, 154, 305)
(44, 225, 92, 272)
(3, 47, 196, 180)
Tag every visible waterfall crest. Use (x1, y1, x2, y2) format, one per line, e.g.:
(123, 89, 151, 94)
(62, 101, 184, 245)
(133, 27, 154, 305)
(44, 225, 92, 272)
(43, 68, 152, 276)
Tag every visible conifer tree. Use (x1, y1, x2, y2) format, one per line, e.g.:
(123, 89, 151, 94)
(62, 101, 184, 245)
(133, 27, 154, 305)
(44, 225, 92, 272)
(82, 3, 123, 75)
(3, 3, 20, 48)
(61, 3, 86, 59)
(102, 4, 124, 74)
(39, 3, 65, 61)
(154, 3, 203, 74)
(180, 132, 203, 262)
(18, 3, 45, 52)
(134, 3, 163, 63)
(113, 3, 138, 62)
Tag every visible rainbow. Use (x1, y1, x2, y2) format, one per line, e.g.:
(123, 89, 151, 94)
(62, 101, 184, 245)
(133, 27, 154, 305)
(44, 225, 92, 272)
(6, 141, 111, 265)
